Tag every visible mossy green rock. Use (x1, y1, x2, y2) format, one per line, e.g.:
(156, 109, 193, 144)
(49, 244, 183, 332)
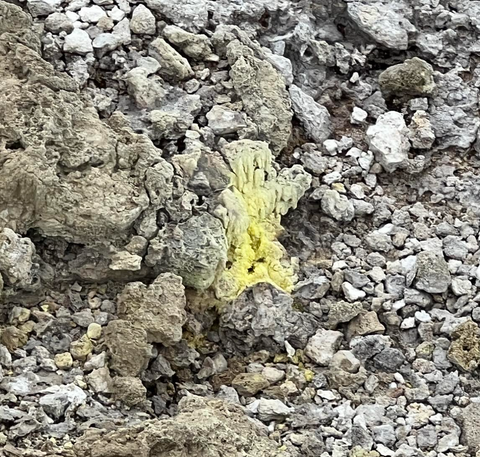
(379, 57, 436, 97)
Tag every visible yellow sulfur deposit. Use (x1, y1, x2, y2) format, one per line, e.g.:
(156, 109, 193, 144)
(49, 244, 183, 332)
(213, 140, 311, 301)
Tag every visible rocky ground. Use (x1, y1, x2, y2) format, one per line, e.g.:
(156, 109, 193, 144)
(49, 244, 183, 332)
(1, 0, 480, 456)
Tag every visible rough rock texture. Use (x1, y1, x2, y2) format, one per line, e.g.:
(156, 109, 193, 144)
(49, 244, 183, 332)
(75, 396, 292, 457)
(226, 40, 292, 154)
(117, 273, 186, 345)
(379, 58, 436, 98)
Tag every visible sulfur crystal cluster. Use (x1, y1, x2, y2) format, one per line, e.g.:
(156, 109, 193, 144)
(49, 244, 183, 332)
(213, 140, 311, 300)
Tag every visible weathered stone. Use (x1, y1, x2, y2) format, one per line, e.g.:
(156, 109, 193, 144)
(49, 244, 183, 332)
(227, 40, 292, 154)
(415, 251, 451, 293)
(1, 327, 28, 352)
(289, 85, 331, 144)
(366, 111, 410, 173)
(130, 4, 156, 35)
(347, 2, 413, 50)
(146, 214, 228, 290)
(112, 376, 147, 407)
(206, 105, 247, 135)
(118, 273, 186, 345)
(321, 190, 355, 222)
(149, 38, 194, 81)
(232, 372, 270, 396)
(54, 352, 73, 370)
(305, 329, 343, 366)
(75, 396, 293, 457)
(379, 58, 436, 98)
(104, 320, 152, 377)
(327, 301, 363, 329)
(347, 311, 385, 338)
(448, 321, 480, 371)
(70, 335, 93, 361)
(163, 25, 215, 60)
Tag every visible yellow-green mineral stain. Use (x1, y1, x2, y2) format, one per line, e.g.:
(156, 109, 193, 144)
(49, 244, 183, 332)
(213, 140, 311, 301)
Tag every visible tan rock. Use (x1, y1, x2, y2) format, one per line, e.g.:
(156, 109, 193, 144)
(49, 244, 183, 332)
(347, 311, 385, 339)
(74, 396, 293, 457)
(55, 352, 74, 370)
(70, 335, 94, 361)
(87, 323, 102, 340)
(448, 320, 480, 371)
(232, 372, 270, 397)
(104, 319, 152, 376)
(117, 273, 186, 345)
(0, 326, 28, 352)
(112, 376, 147, 407)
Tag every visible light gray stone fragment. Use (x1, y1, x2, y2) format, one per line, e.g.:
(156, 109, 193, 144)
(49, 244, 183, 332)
(206, 106, 247, 135)
(64, 29, 93, 55)
(347, 2, 414, 50)
(321, 190, 355, 222)
(149, 38, 194, 81)
(305, 329, 343, 366)
(415, 251, 451, 293)
(130, 4, 156, 35)
(289, 85, 331, 144)
(366, 111, 410, 172)
(257, 398, 293, 422)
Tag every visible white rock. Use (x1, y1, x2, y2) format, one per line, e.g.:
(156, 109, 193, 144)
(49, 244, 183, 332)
(206, 105, 247, 135)
(257, 398, 293, 422)
(342, 282, 366, 302)
(305, 329, 343, 366)
(79, 5, 107, 23)
(109, 6, 126, 22)
(261, 367, 285, 384)
(93, 33, 119, 52)
(451, 277, 472, 296)
(351, 107, 368, 125)
(400, 317, 416, 330)
(367, 111, 410, 173)
(63, 29, 93, 55)
(130, 4, 156, 34)
(45, 12, 74, 33)
(415, 310, 431, 323)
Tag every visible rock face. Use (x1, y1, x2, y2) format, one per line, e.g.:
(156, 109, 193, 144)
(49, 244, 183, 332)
(379, 58, 436, 98)
(117, 273, 186, 345)
(75, 396, 292, 457)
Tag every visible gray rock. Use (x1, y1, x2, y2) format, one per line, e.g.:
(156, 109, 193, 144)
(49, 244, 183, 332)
(373, 347, 405, 372)
(416, 425, 438, 449)
(163, 25, 215, 60)
(118, 273, 186, 345)
(226, 40, 292, 154)
(206, 105, 247, 135)
(443, 235, 469, 260)
(78, 5, 106, 23)
(257, 398, 293, 422)
(451, 277, 472, 296)
(149, 38, 194, 81)
(64, 29, 93, 55)
(347, 2, 413, 50)
(40, 384, 86, 420)
(321, 190, 355, 222)
(415, 251, 451, 293)
(144, 0, 208, 32)
(130, 4, 156, 35)
(366, 111, 410, 172)
(27, 0, 61, 16)
(289, 85, 331, 144)
(372, 424, 396, 447)
(305, 329, 343, 366)
(44, 12, 74, 33)
(0, 229, 35, 288)
(379, 58, 436, 97)
(147, 213, 227, 290)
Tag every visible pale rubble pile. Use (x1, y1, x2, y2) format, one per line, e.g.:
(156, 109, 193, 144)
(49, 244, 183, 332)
(3, 0, 480, 457)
